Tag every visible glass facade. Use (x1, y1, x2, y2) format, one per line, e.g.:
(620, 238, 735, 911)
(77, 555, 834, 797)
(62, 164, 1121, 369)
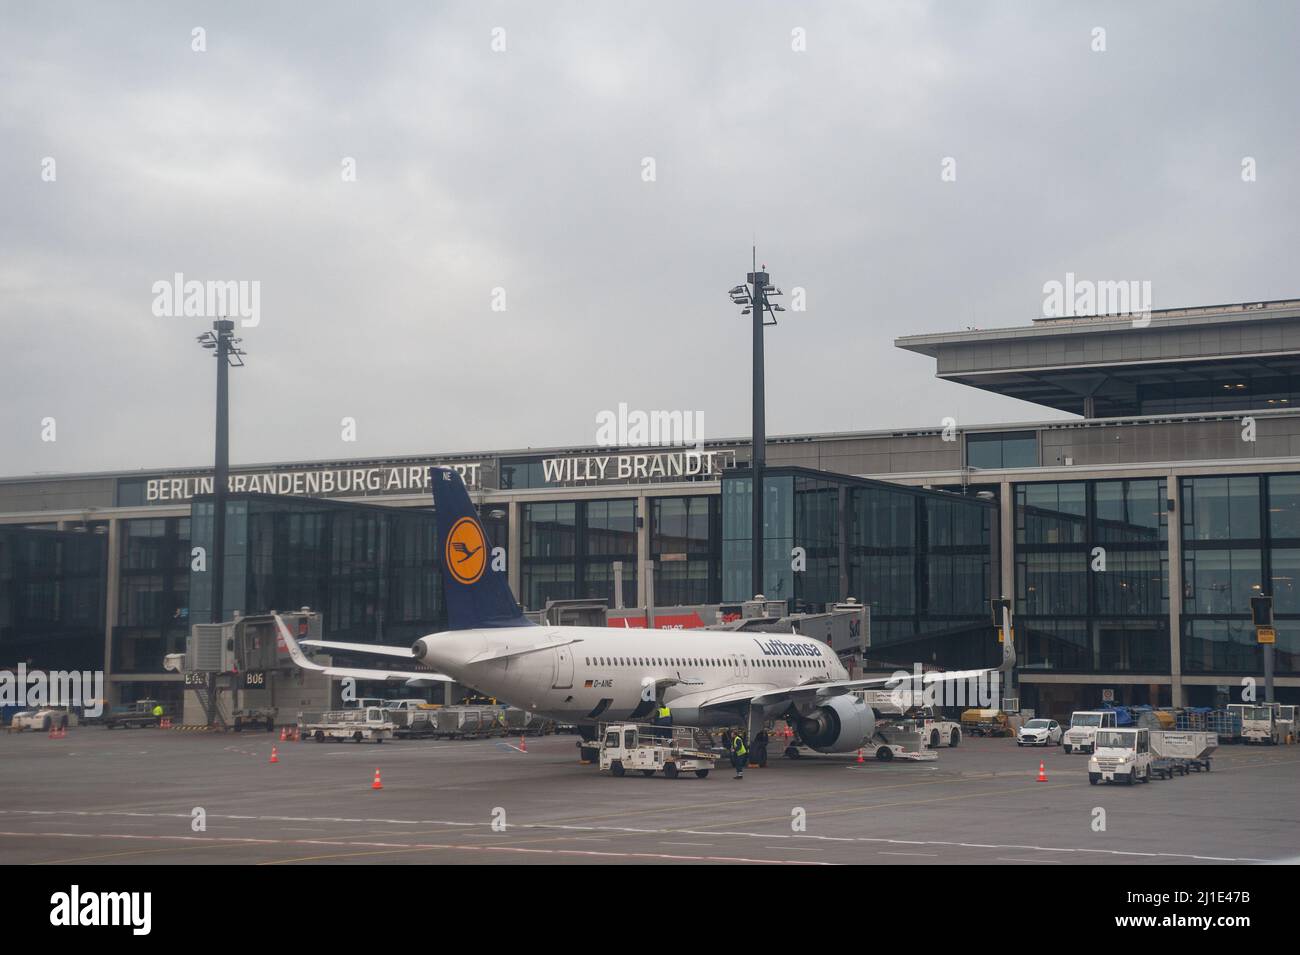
(0, 527, 106, 672)
(113, 517, 192, 674)
(1181, 474, 1300, 674)
(1137, 376, 1300, 416)
(723, 468, 996, 668)
(649, 495, 720, 605)
(520, 499, 637, 608)
(967, 431, 1038, 469)
(1015, 478, 1169, 674)
(190, 495, 442, 646)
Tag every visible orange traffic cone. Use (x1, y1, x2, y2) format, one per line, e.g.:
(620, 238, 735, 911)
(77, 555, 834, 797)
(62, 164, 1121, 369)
(519, 736, 527, 753)
(856, 748, 864, 764)
(279, 726, 287, 741)
(269, 746, 279, 764)
(1037, 760, 1047, 782)
(371, 768, 383, 790)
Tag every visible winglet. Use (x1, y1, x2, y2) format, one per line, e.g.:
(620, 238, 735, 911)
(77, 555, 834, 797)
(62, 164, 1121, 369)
(274, 613, 324, 671)
(999, 625, 1017, 672)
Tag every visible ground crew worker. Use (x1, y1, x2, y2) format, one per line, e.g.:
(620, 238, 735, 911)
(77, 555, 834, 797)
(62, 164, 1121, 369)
(653, 701, 672, 739)
(151, 703, 164, 719)
(752, 729, 769, 768)
(731, 729, 749, 779)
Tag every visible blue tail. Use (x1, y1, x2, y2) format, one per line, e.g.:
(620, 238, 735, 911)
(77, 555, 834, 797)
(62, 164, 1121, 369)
(430, 466, 533, 630)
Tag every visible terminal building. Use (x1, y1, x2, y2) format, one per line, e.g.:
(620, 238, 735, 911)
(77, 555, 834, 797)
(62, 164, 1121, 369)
(3, 297, 1300, 719)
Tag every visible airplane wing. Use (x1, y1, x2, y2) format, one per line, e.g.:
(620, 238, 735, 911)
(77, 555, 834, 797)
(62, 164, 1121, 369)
(748, 666, 996, 707)
(670, 685, 775, 714)
(275, 615, 453, 684)
(301, 639, 417, 659)
(303, 635, 584, 665)
(747, 637, 1015, 710)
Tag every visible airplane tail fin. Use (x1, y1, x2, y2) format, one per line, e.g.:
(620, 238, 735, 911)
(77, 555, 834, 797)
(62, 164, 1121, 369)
(430, 466, 533, 630)
(999, 623, 1017, 672)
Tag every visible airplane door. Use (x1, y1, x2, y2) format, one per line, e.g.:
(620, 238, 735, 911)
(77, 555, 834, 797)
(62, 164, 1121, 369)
(731, 654, 741, 679)
(552, 645, 573, 689)
(741, 655, 749, 679)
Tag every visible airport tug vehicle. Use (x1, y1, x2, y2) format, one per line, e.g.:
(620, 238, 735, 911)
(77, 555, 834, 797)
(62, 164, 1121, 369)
(1087, 728, 1218, 785)
(598, 723, 718, 779)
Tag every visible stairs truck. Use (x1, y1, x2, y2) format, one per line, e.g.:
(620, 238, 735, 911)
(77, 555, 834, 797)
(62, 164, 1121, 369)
(1063, 709, 1118, 754)
(299, 707, 394, 743)
(598, 723, 717, 779)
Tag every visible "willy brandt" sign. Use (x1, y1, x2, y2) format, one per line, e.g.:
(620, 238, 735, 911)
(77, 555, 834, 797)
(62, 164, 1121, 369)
(540, 450, 735, 484)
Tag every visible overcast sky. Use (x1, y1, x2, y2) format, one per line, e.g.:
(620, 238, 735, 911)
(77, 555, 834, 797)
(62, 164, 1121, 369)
(2, 1, 1297, 478)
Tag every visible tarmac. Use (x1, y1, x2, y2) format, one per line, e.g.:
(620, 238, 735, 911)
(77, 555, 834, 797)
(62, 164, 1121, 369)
(2, 727, 1298, 865)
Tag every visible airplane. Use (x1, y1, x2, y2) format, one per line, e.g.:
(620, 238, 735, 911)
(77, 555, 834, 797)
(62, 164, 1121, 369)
(278, 466, 1014, 759)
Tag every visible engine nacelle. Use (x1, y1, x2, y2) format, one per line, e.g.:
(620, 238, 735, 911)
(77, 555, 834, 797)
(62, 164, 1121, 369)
(796, 695, 876, 753)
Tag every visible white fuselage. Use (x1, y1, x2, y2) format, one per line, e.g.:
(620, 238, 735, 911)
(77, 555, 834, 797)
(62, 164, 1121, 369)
(417, 625, 848, 727)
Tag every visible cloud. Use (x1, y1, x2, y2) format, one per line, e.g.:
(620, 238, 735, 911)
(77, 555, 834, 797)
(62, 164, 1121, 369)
(1, 0, 1297, 475)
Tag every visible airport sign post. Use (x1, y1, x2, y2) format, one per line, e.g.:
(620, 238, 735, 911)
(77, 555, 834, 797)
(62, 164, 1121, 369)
(1251, 594, 1274, 703)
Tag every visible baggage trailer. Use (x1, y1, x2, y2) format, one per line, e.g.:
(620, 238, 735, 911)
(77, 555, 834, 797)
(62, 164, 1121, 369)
(598, 723, 717, 779)
(384, 700, 439, 738)
(959, 708, 1012, 738)
(299, 707, 394, 742)
(434, 705, 507, 739)
(1176, 707, 1240, 741)
(1151, 729, 1217, 773)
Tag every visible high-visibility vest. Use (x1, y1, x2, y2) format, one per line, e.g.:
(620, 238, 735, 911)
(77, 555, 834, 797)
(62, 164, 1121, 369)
(657, 706, 671, 720)
(732, 735, 747, 757)
(152, 706, 163, 717)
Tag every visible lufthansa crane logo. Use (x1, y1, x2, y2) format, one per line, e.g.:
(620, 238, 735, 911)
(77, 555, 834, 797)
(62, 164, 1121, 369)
(446, 517, 487, 585)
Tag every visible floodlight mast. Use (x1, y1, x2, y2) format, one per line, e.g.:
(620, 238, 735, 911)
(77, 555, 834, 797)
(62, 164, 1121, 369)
(196, 319, 247, 624)
(727, 248, 785, 599)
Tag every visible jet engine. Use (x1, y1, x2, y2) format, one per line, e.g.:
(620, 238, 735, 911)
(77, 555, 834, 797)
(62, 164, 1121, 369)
(794, 694, 875, 753)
